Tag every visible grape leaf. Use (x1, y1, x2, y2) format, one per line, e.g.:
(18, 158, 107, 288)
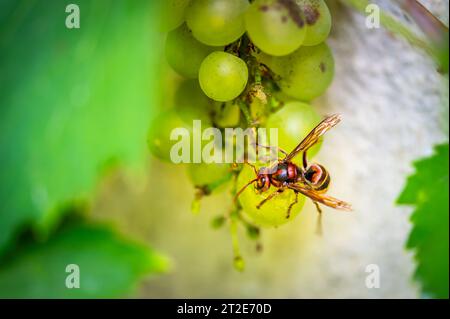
(0, 1, 163, 251)
(397, 143, 449, 299)
(0, 223, 169, 298)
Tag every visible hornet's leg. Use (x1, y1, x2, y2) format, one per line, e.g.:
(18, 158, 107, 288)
(313, 201, 323, 236)
(244, 161, 258, 175)
(248, 127, 288, 157)
(303, 151, 308, 170)
(254, 142, 288, 157)
(286, 191, 299, 219)
(256, 188, 285, 209)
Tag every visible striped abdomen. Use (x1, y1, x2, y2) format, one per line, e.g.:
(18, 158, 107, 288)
(304, 164, 330, 193)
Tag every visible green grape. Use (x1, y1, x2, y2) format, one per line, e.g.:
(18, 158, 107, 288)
(213, 101, 241, 128)
(267, 43, 335, 101)
(245, 0, 306, 56)
(265, 101, 322, 162)
(165, 24, 221, 78)
(199, 52, 248, 102)
(174, 79, 212, 125)
(273, 90, 296, 103)
(147, 107, 208, 162)
(160, 0, 192, 32)
(296, 0, 332, 46)
(187, 162, 231, 187)
(237, 163, 305, 227)
(147, 110, 190, 162)
(186, 0, 249, 46)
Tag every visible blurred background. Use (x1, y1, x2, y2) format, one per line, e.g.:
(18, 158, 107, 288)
(0, 0, 448, 298)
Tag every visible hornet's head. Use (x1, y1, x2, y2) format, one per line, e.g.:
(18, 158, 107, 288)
(255, 167, 271, 192)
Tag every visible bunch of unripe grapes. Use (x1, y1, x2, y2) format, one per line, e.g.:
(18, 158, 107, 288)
(148, 0, 334, 268)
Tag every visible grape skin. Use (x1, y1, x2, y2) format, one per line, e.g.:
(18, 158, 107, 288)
(187, 163, 231, 188)
(237, 163, 305, 227)
(296, 0, 332, 46)
(161, 0, 192, 32)
(246, 0, 306, 56)
(199, 52, 249, 102)
(147, 108, 207, 162)
(147, 110, 190, 162)
(186, 0, 249, 46)
(213, 101, 241, 128)
(265, 101, 322, 162)
(165, 24, 221, 79)
(266, 42, 335, 101)
(174, 79, 213, 125)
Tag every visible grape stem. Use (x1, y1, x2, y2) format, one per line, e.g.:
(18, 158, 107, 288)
(229, 211, 244, 271)
(228, 173, 245, 271)
(193, 179, 227, 201)
(237, 99, 255, 126)
(226, 33, 286, 127)
(228, 168, 262, 268)
(191, 170, 233, 214)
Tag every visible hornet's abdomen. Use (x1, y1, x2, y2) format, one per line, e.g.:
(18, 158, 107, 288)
(304, 163, 330, 193)
(270, 162, 298, 187)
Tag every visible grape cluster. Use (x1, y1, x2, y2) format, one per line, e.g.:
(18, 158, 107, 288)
(150, 0, 334, 270)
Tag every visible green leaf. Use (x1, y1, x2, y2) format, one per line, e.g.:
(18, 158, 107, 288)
(0, 223, 169, 298)
(397, 143, 449, 299)
(0, 1, 163, 250)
